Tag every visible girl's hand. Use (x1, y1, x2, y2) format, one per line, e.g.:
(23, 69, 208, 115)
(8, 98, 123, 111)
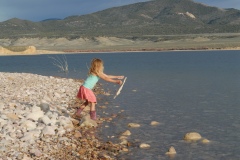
(116, 80, 123, 85)
(117, 76, 124, 79)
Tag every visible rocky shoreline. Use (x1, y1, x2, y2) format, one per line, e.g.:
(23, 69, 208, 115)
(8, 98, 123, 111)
(0, 72, 128, 159)
(0, 72, 213, 159)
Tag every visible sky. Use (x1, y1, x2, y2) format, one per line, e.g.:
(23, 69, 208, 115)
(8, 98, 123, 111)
(0, 0, 239, 22)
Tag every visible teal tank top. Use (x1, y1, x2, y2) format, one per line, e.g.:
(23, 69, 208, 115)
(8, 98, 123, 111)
(83, 74, 100, 89)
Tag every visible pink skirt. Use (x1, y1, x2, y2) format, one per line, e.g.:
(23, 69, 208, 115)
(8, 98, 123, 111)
(77, 85, 97, 103)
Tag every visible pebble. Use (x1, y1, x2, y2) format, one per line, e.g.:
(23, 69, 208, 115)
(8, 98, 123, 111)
(139, 143, 150, 149)
(128, 123, 141, 128)
(202, 138, 210, 143)
(150, 121, 160, 126)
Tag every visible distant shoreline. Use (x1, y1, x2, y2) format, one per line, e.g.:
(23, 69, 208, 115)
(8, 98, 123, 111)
(1, 47, 240, 56)
(1, 35, 240, 56)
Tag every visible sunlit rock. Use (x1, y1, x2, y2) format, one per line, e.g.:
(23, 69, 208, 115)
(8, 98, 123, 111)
(150, 121, 160, 126)
(42, 126, 55, 136)
(128, 123, 140, 128)
(184, 132, 202, 141)
(21, 120, 37, 131)
(202, 138, 210, 143)
(139, 143, 150, 149)
(165, 146, 177, 155)
(80, 115, 97, 127)
(121, 130, 131, 136)
(26, 110, 44, 121)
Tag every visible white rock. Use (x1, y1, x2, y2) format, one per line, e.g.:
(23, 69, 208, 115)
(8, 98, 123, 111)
(42, 126, 55, 136)
(56, 126, 66, 136)
(21, 120, 37, 131)
(21, 134, 34, 143)
(26, 110, 44, 121)
(0, 118, 7, 126)
(43, 95, 52, 102)
(1, 114, 8, 120)
(54, 92, 61, 98)
(31, 105, 41, 112)
(40, 115, 52, 125)
(22, 154, 33, 160)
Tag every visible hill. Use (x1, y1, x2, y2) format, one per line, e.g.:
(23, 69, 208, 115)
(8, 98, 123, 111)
(0, 0, 240, 39)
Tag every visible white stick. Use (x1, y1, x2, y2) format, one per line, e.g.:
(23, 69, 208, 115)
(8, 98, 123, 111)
(114, 77, 127, 99)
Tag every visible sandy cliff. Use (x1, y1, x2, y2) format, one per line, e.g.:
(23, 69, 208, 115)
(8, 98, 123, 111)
(0, 46, 37, 55)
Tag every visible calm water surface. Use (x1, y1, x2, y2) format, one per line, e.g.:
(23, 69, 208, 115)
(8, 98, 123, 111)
(1, 51, 240, 160)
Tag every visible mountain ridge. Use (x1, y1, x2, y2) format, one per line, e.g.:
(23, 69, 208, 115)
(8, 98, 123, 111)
(0, 0, 240, 38)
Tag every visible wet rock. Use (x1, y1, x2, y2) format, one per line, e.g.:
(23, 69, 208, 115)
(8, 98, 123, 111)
(202, 138, 210, 143)
(128, 123, 140, 128)
(99, 105, 107, 109)
(139, 143, 150, 149)
(184, 132, 202, 141)
(150, 121, 160, 126)
(98, 152, 112, 159)
(119, 136, 128, 140)
(120, 139, 128, 145)
(122, 148, 129, 152)
(80, 115, 97, 127)
(121, 130, 131, 136)
(165, 146, 177, 155)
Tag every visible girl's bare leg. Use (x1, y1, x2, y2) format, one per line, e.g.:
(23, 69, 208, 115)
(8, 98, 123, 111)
(90, 102, 96, 111)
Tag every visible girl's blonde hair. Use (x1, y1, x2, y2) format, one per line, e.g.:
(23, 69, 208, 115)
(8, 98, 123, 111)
(89, 58, 104, 76)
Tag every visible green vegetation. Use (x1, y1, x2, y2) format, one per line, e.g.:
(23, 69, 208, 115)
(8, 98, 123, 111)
(2, 46, 29, 52)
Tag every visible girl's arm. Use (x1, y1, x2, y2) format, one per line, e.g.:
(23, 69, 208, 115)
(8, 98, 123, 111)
(102, 73, 124, 79)
(98, 73, 123, 85)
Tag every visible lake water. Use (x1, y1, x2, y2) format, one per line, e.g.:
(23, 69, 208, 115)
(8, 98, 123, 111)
(1, 51, 240, 160)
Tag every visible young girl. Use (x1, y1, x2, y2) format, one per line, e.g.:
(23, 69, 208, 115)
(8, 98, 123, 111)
(75, 58, 124, 120)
